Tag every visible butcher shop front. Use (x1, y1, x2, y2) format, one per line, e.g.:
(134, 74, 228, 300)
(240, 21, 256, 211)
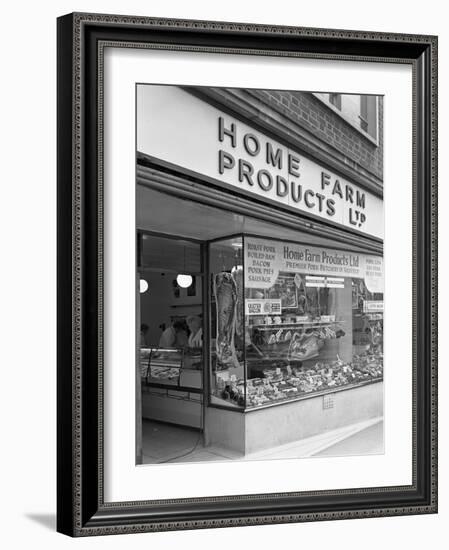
(136, 84, 384, 463)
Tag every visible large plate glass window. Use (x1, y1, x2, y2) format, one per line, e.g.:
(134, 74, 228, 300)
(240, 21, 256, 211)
(244, 235, 383, 408)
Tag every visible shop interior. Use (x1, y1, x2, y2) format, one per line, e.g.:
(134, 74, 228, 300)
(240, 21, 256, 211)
(137, 184, 383, 464)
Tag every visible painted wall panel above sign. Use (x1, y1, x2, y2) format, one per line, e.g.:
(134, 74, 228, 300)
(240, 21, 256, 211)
(137, 85, 384, 240)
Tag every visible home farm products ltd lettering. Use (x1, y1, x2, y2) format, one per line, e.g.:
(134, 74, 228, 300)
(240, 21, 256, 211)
(217, 116, 367, 227)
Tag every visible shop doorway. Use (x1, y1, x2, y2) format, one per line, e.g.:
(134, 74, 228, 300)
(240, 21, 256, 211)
(138, 233, 205, 457)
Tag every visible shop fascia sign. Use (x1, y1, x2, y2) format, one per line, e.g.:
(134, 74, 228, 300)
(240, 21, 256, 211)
(217, 117, 370, 232)
(244, 236, 383, 294)
(137, 86, 383, 239)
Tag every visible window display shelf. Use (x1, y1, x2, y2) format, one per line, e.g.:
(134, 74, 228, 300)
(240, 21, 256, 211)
(211, 350, 383, 410)
(244, 378, 382, 411)
(249, 320, 345, 330)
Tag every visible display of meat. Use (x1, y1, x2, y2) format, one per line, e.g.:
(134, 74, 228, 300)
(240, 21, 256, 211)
(214, 272, 240, 368)
(232, 266, 244, 341)
(243, 350, 384, 407)
(288, 333, 324, 361)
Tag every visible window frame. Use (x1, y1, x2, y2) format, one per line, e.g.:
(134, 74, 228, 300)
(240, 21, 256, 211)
(313, 92, 380, 146)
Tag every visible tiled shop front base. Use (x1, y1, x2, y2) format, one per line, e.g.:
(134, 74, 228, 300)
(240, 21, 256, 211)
(205, 381, 383, 455)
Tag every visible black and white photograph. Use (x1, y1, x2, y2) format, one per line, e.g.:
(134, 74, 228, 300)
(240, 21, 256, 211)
(53, 9, 437, 538)
(1, 0, 444, 544)
(136, 85, 385, 465)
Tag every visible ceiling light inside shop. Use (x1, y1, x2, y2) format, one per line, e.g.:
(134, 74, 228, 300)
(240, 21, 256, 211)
(231, 265, 243, 273)
(139, 279, 149, 293)
(231, 242, 243, 248)
(176, 274, 193, 288)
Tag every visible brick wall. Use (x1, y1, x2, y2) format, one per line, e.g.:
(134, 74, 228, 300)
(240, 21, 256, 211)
(248, 89, 383, 183)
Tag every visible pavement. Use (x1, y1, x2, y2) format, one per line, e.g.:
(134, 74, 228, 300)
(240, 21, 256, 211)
(314, 420, 384, 457)
(141, 417, 384, 464)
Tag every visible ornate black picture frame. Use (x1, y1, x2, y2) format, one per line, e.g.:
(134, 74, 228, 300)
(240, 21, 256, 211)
(57, 12, 438, 536)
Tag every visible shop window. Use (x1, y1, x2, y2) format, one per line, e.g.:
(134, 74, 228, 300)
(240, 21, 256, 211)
(243, 235, 383, 408)
(352, 278, 383, 353)
(208, 234, 383, 411)
(209, 236, 246, 409)
(140, 231, 383, 413)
